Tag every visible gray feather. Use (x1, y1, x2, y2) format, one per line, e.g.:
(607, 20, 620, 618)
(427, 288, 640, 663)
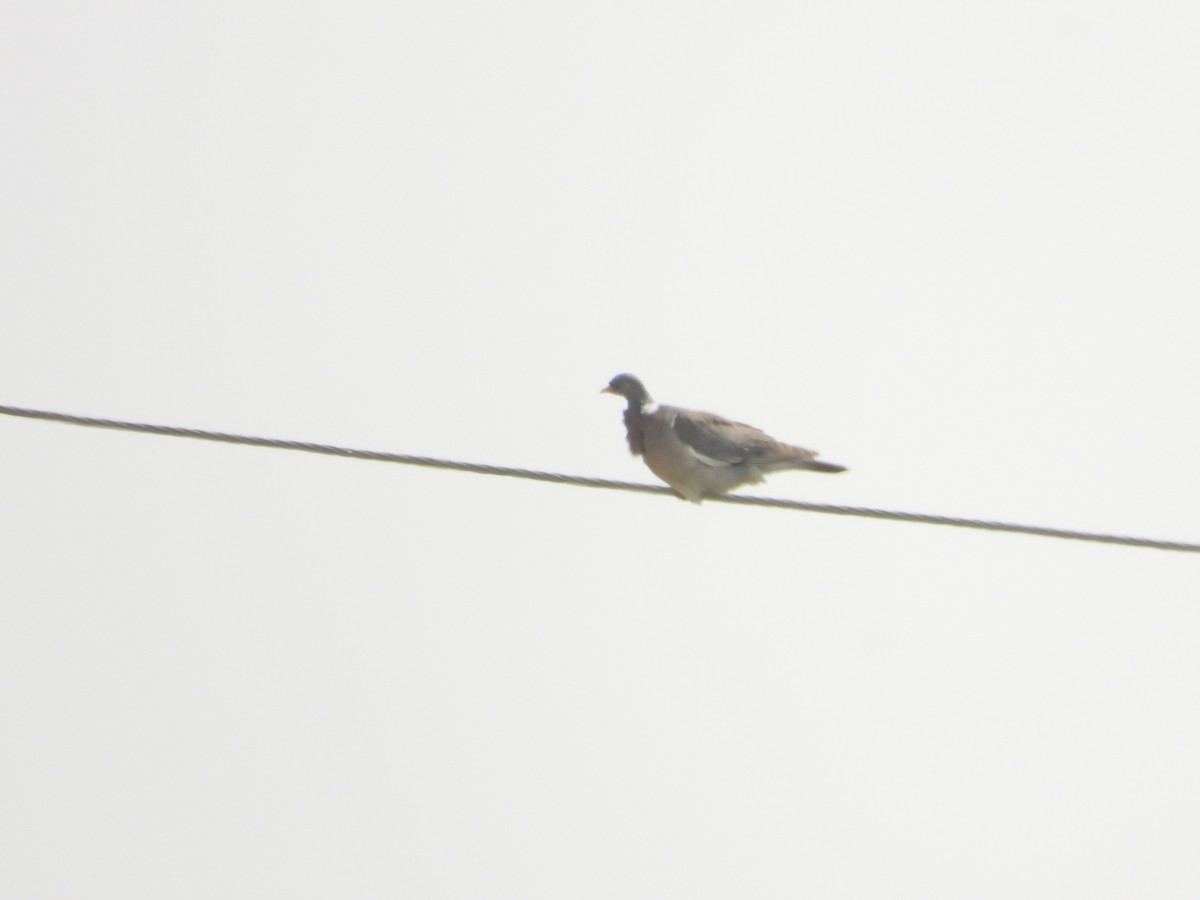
(672, 410, 821, 467)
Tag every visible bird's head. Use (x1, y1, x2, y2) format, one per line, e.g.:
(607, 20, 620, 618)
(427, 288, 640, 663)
(601, 373, 652, 407)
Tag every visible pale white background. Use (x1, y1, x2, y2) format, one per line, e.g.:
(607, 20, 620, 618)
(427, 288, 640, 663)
(3, 2, 1199, 897)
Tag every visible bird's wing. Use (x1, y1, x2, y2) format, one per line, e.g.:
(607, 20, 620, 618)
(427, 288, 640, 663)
(671, 409, 809, 467)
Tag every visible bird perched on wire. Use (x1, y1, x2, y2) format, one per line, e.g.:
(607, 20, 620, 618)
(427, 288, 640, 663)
(602, 373, 846, 503)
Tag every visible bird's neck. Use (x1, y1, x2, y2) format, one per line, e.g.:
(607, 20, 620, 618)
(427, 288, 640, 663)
(622, 404, 647, 456)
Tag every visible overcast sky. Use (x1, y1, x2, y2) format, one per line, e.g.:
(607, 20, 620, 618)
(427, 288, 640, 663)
(3, 2, 1200, 898)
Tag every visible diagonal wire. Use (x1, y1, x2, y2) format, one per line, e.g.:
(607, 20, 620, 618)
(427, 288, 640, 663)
(2, 403, 1197, 554)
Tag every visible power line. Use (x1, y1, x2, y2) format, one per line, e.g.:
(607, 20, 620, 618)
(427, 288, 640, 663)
(2, 402, 1197, 555)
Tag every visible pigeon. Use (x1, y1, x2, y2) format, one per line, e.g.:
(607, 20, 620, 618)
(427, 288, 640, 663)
(602, 373, 846, 503)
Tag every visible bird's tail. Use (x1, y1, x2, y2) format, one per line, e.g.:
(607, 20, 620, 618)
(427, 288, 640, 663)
(801, 459, 848, 474)
(759, 451, 848, 474)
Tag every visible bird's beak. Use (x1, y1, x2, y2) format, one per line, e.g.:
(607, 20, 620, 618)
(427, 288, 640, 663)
(600, 385, 616, 394)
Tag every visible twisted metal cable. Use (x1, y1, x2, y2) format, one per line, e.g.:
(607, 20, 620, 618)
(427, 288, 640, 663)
(2, 403, 1197, 554)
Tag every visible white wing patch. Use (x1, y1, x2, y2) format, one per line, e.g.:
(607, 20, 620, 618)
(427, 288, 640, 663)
(687, 446, 733, 468)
